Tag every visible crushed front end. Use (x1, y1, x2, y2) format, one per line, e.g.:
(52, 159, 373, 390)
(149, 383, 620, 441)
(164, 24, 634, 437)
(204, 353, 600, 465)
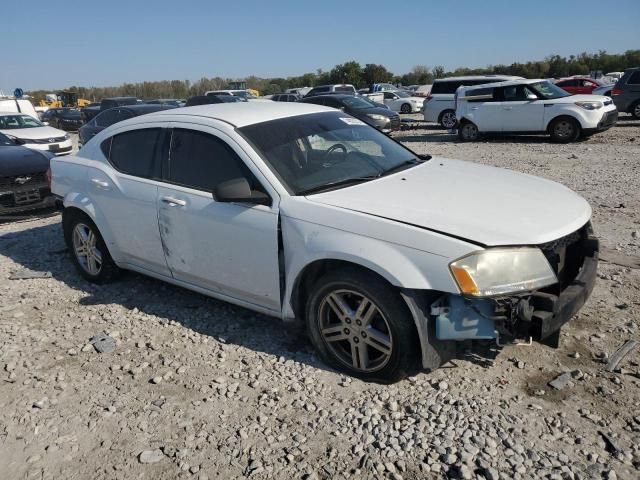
(432, 223, 598, 347)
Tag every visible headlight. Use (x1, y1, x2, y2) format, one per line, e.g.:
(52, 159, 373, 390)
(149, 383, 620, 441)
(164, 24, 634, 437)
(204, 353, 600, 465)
(64, 134, 70, 140)
(449, 248, 557, 297)
(367, 114, 389, 122)
(575, 101, 603, 110)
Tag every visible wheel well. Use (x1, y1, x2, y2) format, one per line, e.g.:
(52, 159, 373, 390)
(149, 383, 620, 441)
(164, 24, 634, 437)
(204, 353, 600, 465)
(547, 115, 581, 133)
(457, 117, 470, 125)
(290, 259, 395, 322)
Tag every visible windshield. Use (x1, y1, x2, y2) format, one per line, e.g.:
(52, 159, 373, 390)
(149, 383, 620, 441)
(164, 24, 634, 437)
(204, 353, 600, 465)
(240, 112, 424, 195)
(0, 132, 15, 145)
(0, 115, 44, 130)
(529, 81, 571, 99)
(395, 91, 411, 98)
(341, 96, 375, 110)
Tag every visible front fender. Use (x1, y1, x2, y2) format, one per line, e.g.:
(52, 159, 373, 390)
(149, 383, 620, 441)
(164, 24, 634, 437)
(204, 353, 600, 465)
(281, 214, 464, 319)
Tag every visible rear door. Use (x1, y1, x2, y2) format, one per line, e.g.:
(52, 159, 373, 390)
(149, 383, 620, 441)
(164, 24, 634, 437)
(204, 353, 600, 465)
(87, 125, 171, 276)
(498, 84, 544, 132)
(463, 87, 502, 132)
(157, 124, 281, 311)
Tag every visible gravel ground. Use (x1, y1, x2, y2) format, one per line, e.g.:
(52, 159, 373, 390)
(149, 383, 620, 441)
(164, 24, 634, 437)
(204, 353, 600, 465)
(1, 117, 639, 480)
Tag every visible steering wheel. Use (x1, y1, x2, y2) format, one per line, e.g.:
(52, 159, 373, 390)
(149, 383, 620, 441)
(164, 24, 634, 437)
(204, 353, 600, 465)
(322, 143, 348, 163)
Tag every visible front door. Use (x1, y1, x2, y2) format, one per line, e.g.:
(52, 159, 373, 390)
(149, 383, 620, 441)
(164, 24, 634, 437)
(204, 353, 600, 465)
(157, 126, 281, 311)
(498, 85, 544, 132)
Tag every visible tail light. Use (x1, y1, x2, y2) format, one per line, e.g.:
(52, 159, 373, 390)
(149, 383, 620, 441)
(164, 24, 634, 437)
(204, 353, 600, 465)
(46, 167, 52, 188)
(611, 88, 623, 96)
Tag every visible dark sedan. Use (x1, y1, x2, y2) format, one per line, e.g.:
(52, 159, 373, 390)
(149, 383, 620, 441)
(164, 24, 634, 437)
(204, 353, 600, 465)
(41, 108, 83, 131)
(0, 132, 55, 214)
(300, 94, 400, 133)
(78, 104, 176, 146)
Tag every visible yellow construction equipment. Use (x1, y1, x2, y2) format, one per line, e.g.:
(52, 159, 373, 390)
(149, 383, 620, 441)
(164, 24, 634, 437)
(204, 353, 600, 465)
(38, 91, 91, 108)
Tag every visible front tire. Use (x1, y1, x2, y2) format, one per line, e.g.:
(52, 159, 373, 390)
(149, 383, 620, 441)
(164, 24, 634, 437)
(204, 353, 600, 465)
(458, 121, 479, 141)
(63, 210, 120, 283)
(631, 101, 640, 120)
(400, 103, 412, 114)
(439, 109, 457, 129)
(549, 117, 580, 143)
(305, 268, 418, 383)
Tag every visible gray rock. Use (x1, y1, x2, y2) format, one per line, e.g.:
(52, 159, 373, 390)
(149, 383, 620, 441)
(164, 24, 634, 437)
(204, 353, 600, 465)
(549, 372, 573, 390)
(90, 333, 116, 353)
(139, 449, 164, 464)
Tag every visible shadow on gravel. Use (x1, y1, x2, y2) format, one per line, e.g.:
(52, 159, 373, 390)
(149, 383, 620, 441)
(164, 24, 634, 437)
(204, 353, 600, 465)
(0, 222, 331, 373)
(1, 222, 503, 375)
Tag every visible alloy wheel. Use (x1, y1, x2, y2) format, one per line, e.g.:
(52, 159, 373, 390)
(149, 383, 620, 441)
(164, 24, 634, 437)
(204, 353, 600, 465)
(318, 289, 393, 372)
(441, 111, 457, 129)
(461, 123, 479, 141)
(72, 223, 102, 276)
(553, 120, 575, 139)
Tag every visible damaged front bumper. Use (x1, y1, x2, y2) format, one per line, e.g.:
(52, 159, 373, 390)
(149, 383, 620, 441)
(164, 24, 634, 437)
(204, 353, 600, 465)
(403, 226, 599, 371)
(432, 231, 598, 346)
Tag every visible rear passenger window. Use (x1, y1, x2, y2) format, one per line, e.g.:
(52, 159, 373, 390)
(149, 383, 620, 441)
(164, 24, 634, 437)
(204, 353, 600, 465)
(466, 87, 495, 102)
(431, 81, 462, 94)
(627, 71, 640, 84)
(168, 129, 254, 192)
(108, 128, 163, 178)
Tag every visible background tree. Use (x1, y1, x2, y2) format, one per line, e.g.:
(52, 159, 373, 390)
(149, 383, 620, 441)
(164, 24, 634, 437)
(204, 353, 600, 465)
(362, 63, 394, 86)
(329, 61, 364, 88)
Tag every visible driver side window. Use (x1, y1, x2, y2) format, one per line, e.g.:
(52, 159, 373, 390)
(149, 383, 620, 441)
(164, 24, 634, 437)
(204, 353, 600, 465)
(167, 129, 262, 193)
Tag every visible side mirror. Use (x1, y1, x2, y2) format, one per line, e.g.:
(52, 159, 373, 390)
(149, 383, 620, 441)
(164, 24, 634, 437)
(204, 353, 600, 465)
(526, 94, 538, 100)
(214, 177, 271, 206)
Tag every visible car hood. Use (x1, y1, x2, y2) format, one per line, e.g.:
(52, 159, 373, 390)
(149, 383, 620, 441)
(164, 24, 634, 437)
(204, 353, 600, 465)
(306, 158, 591, 246)
(0, 126, 66, 140)
(352, 106, 397, 117)
(551, 94, 611, 104)
(0, 145, 50, 176)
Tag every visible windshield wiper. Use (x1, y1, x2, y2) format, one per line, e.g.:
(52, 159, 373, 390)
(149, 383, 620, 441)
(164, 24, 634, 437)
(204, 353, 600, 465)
(297, 175, 380, 196)
(380, 157, 428, 177)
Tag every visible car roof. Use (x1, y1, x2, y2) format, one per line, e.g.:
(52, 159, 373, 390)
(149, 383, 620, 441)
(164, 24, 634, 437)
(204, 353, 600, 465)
(460, 78, 547, 90)
(103, 96, 137, 101)
(0, 112, 35, 117)
(144, 102, 331, 127)
(120, 104, 177, 114)
(435, 75, 522, 82)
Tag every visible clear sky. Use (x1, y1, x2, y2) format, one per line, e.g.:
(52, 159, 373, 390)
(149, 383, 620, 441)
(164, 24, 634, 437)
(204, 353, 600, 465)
(2, 0, 639, 92)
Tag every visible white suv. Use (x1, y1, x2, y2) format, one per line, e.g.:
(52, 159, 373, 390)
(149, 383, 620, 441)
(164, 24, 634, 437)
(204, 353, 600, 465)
(51, 102, 598, 382)
(422, 75, 522, 128)
(456, 79, 618, 143)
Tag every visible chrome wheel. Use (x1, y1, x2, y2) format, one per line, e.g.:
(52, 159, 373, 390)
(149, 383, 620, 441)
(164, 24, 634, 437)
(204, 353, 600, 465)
(441, 111, 457, 129)
(461, 122, 479, 141)
(553, 120, 575, 139)
(318, 289, 393, 372)
(72, 223, 102, 276)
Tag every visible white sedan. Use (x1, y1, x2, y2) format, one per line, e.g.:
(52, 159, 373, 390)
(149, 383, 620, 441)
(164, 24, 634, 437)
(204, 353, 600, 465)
(383, 90, 424, 113)
(51, 102, 598, 382)
(0, 113, 72, 155)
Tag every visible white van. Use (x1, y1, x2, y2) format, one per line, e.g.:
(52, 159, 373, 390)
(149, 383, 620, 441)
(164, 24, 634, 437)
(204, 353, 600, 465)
(0, 98, 39, 119)
(422, 75, 522, 128)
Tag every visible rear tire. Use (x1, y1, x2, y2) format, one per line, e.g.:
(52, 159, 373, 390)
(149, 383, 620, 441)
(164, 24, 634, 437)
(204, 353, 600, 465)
(305, 268, 418, 383)
(458, 121, 479, 141)
(63, 210, 120, 284)
(439, 109, 457, 129)
(549, 117, 580, 143)
(631, 101, 640, 120)
(400, 103, 411, 114)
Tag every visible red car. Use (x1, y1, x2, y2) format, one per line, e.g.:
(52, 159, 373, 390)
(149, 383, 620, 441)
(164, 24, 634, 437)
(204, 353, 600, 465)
(555, 77, 606, 95)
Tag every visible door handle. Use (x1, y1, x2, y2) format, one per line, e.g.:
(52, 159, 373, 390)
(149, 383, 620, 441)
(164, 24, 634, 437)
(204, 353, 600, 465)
(470, 107, 479, 110)
(503, 107, 513, 110)
(90, 178, 110, 189)
(161, 196, 186, 207)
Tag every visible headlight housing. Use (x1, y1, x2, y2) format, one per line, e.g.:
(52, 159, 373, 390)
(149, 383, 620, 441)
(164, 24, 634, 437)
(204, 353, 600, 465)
(64, 133, 70, 140)
(367, 114, 389, 122)
(449, 248, 557, 297)
(575, 100, 603, 110)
